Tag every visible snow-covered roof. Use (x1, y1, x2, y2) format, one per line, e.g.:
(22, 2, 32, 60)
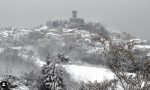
(133, 45, 150, 50)
(129, 39, 147, 44)
(39, 26, 48, 30)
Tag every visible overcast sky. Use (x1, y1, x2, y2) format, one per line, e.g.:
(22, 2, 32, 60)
(0, 0, 150, 40)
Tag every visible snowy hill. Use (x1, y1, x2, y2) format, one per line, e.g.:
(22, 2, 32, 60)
(0, 26, 106, 65)
(0, 23, 150, 90)
(0, 25, 149, 67)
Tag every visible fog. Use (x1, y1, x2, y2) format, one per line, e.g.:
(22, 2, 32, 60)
(0, 0, 150, 40)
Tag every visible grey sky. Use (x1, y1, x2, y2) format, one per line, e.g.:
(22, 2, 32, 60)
(0, 0, 150, 40)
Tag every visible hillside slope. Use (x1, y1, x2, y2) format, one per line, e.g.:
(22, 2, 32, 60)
(0, 23, 150, 89)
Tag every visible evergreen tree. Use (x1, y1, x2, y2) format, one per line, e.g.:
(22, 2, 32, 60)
(38, 60, 66, 90)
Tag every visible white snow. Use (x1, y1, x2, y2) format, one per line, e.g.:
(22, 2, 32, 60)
(33, 58, 138, 90)
(49, 29, 57, 32)
(62, 65, 115, 83)
(133, 45, 150, 50)
(85, 38, 91, 43)
(87, 47, 103, 53)
(129, 39, 141, 42)
(147, 52, 150, 56)
(18, 54, 46, 67)
(12, 86, 29, 90)
(32, 56, 46, 67)
(12, 46, 22, 50)
(75, 30, 90, 38)
(45, 32, 61, 37)
(39, 26, 48, 30)
(0, 48, 4, 53)
(141, 81, 145, 89)
(62, 29, 76, 33)
(129, 39, 147, 44)
(31, 58, 117, 83)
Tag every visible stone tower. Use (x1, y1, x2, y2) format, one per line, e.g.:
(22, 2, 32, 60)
(72, 10, 77, 19)
(69, 10, 85, 29)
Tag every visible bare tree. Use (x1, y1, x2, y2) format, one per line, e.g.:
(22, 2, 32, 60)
(101, 38, 150, 90)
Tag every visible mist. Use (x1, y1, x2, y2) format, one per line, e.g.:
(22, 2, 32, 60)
(0, 0, 150, 40)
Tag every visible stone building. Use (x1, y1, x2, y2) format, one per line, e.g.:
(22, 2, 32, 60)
(69, 10, 84, 25)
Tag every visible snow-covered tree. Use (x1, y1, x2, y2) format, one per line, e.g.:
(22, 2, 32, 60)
(37, 60, 66, 90)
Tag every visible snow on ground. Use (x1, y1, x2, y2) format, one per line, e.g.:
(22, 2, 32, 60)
(62, 29, 76, 33)
(39, 26, 48, 30)
(0, 31, 13, 37)
(12, 84, 29, 90)
(0, 48, 4, 53)
(87, 47, 103, 53)
(33, 58, 135, 84)
(75, 30, 90, 38)
(61, 64, 136, 90)
(133, 45, 150, 50)
(18, 54, 46, 67)
(32, 56, 46, 67)
(147, 52, 150, 56)
(129, 39, 147, 44)
(45, 32, 62, 38)
(11, 46, 22, 50)
(32, 58, 116, 83)
(62, 65, 115, 83)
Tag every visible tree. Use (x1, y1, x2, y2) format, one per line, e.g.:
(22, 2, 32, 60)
(37, 60, 66, 90)
(57, 53, 70, 64)
(102, 39, 150, 90)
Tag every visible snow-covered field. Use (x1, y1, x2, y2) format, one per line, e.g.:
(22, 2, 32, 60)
(34, 58, 116, 83)
(63, 65, 115, 83)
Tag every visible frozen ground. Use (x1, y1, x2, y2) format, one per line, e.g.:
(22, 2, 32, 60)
(35, 59, 116, 83)
(62, 64, 115, 83)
